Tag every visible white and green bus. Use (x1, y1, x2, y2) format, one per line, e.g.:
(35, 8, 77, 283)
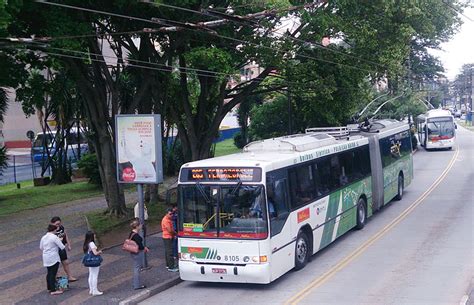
(416, 109, 456, 150)
(174, 119, 413, 284)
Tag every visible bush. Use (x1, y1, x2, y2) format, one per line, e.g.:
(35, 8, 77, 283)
(77, 153, 101, 186)
(0, 146, 8, 174)
(233, 132, 246, 149)
(163, 139, 185, 176)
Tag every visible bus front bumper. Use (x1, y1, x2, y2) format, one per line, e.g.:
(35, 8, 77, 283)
(428, 138, 454, 148)
(179, 261, 271, 284)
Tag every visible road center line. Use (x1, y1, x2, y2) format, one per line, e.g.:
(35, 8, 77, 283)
(284, 147, 460, 305)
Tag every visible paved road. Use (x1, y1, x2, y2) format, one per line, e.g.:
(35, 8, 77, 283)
(141, 126, 473, 305)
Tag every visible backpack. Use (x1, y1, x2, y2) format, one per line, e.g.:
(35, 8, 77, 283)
(56, 276, 69, 291)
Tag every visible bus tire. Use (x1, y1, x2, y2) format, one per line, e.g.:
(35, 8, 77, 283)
(395, 174, 404, 201)
(294, 232, 309, 270)
(355, 198, 366, 230)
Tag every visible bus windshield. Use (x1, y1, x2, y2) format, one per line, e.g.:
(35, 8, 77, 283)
(427, 117, 455, 139)
(178, 184, 268, 239)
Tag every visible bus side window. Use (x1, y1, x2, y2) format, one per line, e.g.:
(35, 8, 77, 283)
(269, 179, 290, 237)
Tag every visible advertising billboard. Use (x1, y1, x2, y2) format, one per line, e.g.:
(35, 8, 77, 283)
(115, 115, 163, 184)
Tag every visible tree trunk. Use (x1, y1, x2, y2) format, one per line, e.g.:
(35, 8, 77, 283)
(66, 59, 127, 216)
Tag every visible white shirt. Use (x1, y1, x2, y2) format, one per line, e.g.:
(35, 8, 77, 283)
(39, 232, 65, 267)
(134, 203, 149, 220)
(88, 241, 97, 253)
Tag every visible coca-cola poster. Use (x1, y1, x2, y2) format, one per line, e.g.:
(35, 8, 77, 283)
(115, 115, 163, 184)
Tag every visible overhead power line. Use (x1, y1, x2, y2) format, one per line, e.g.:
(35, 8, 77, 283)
(142, 1, 387, 69)
(35, 0, 381, 74)
(2, 43, 380, 95)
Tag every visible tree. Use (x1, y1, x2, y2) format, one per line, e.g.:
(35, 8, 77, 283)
(1, 0, 463, 216)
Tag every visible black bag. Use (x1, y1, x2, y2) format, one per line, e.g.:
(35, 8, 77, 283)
(82, 251, 103, 267)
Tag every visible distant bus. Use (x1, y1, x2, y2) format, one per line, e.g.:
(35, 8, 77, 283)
(173, 119, 413, 284)
(31, 128, 89, 163)
(416, 109, 456, 150)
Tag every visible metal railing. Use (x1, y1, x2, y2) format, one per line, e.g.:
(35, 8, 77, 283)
(0, 154, 51, 186)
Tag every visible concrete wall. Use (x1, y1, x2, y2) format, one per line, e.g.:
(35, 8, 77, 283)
(2, 89, 42, 148)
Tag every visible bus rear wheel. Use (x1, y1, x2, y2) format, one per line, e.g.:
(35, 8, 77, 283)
(395, 174, 404, 201)
(294, 232, 309, 270)
(355, 198, 366, 230)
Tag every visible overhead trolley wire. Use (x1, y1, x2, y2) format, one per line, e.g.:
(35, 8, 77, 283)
(35, 0, 382, 74)
(144, 1, 388, 69)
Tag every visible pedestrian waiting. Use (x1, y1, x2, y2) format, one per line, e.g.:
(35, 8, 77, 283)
(39, 224, 65, 295)
(128, 219, 149, 290)
(171, 205, 179, 266)
(50, 216, 77, 282)
(83, 231, 103, 296)
(161, 208, 178, 272)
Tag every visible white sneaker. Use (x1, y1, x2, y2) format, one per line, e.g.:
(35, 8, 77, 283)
(92, 291, 103, 296)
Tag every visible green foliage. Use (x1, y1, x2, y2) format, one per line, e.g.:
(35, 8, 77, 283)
(249, 95, 289, 139)
(163, 139, 185, 176)
(0, 180, 102, 216)
(0, 145, 8, 174)
(77, 153, 101, 186)
(0, 88, 8, 122)
(233, 132, 246, 149)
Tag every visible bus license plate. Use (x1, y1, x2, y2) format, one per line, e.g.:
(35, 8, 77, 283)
(212, 268, 227, 274)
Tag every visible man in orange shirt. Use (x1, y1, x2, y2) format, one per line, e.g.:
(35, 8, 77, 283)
(161, 208, 178, 272)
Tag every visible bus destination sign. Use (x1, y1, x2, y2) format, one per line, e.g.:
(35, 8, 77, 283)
(182, 167, 261, 182)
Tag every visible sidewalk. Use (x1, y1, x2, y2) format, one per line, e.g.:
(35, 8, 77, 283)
(0, 179, 181, 305)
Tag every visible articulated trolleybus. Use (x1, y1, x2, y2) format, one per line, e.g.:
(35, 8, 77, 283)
(176, 119, 413, 284)
(416, 109, 456, 150)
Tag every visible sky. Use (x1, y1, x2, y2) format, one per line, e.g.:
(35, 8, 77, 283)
(429, 6, 474, 80)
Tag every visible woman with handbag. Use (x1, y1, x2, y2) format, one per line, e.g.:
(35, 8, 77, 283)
(83, 231, 103, 296)
(129, 219, 149, 290)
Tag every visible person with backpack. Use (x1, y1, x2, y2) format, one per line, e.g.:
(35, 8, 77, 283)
(83, 231, 103, 296)
(40, 224, 65, 295)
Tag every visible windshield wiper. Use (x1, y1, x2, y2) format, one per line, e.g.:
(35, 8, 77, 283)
(231, 180, 242, 196)
(196, 182, 211, 203)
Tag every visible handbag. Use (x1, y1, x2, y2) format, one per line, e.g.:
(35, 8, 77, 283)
(82, 251, 103, 267)
(122, 233, 139, 254)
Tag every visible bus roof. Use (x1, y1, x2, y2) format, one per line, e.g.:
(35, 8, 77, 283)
(417, 109, 453, 120)
(181, 132, 369, 173)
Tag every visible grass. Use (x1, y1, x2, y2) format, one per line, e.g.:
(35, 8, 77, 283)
(214, 138, 241, 157)
(0, 180, 103, 217)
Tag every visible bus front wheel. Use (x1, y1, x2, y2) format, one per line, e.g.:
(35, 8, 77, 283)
(395, 174, 404, 201)
(355, 199, 366, 230)
(294, 232, 309, 270)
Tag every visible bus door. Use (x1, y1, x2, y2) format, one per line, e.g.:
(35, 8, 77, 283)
(267, 176, 293, 280)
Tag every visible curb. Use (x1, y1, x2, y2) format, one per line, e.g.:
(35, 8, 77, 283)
(118, 276, 183, 305)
